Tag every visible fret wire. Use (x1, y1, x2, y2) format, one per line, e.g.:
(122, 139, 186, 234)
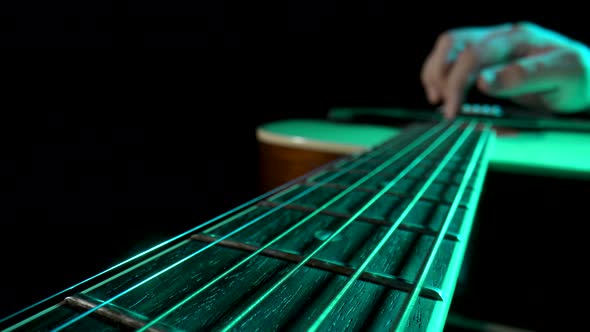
(51, 123, 446, 332)
(12, 124, 425, 328)
(302, 181, 470, 208)
(216, 122, 461, 332)
(393, 124, 492, 332)
(343, 167, 474, 188)
(361, 124, 429, 156)
(0, 149, 346, 326)
(134, 123, 449, 332)
(62, 296, 166, 332)
(256, 200, 461, 241)
(307, 121, 477, 332)
(189, 234, 443, 301)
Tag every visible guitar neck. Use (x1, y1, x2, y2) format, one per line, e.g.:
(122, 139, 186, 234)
(2, 120, 494, 332)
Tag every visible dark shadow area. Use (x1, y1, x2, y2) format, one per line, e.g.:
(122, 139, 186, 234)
(450, 170, 590, 331)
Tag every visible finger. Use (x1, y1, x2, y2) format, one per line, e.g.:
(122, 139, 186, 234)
(420, 28, 485, 103)
(421, 28, 484, 100)
(476, 49, 578, 98)
(422, 23, 517, 106)
(421, 33, 454, 103)
(442, 25, 532, 118)
(442, 46, 480, 119)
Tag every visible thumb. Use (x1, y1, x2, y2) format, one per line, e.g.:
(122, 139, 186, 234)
(476, 50, 578, 98)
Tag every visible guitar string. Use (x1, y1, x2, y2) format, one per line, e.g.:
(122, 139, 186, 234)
(134, 123, 452, 332)
(217, 122, 463, 332)
(393, 124, 491, 332)
(307, 121, 477, 331)
(1, 123, 429, 328)
(0, 168, 315, 326)
(0, 141, 356, 326)
(48, 122, 447, 332)
(3, 126, 422, 329)
(50, 123, 444, 332)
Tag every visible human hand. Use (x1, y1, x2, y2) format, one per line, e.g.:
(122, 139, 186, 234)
(420, 22, 590, 119)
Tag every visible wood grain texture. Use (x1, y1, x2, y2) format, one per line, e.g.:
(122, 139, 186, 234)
(64, 296, 167, 332)
(257, 200, 461, 241)
(190, 233, 443, 301)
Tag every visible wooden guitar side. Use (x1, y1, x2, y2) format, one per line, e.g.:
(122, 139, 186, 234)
(258, 140, 344, 192)
(255, 118, 396, 192)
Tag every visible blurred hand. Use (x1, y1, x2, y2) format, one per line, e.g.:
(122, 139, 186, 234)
(420, 22, 590, 119)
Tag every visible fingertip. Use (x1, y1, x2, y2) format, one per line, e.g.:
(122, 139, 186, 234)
(443, 97, 459, 120)
(441, 104, 452, 120)
(443, 110, 456, 120)
(426, 86, 440, 104)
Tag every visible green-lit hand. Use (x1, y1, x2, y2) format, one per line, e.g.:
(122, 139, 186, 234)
(420, 22, 590, 119)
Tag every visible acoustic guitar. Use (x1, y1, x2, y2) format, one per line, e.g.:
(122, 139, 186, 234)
(1, 105, 589, 331)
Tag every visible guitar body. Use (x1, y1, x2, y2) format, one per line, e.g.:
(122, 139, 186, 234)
(257, 108, 590, 191)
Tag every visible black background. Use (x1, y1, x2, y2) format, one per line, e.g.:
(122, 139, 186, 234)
(1, 2, 589, 330)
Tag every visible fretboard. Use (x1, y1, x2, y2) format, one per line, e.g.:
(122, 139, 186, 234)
(2, 120, 494, 332)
